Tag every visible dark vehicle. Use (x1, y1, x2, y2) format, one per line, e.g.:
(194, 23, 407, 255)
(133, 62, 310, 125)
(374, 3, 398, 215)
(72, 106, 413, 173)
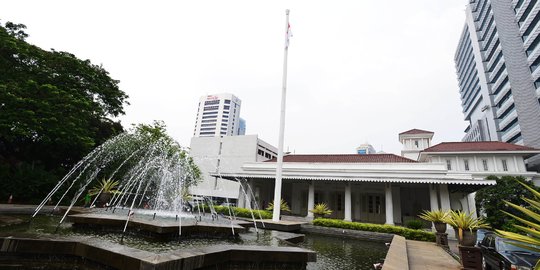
(476, 229, 491, 247)
(479, 233, 540, 270)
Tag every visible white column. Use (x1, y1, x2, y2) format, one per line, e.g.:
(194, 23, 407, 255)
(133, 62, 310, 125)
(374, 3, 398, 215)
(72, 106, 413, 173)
(467, 193, 477, 218)
(392, 186, 402, 225)
(429, 184, 439, 211)
(344, 182, 352, 221)
(238, 185, 246, 208)
(439, 184, 452, 231)
(439, 184, 451, 211)
(385, 183, 394, 225)
(307, 181, 315, 218)
(245, 187, 252, 209)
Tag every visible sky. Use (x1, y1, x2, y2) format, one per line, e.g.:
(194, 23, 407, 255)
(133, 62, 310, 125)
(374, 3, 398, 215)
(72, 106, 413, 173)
(2, 0, 470, 155)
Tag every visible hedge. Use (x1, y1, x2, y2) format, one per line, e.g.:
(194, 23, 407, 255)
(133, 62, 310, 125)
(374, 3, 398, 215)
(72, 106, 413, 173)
(198, 205, 272, 220)
(312, 218, 435, 242)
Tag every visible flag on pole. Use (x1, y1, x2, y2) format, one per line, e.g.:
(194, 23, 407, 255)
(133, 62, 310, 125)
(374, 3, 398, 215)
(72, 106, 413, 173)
(285, 23, 293, 48)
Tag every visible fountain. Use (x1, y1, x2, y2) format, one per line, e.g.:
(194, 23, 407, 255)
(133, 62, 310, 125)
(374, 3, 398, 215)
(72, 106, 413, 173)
(0, 130, 316, 269)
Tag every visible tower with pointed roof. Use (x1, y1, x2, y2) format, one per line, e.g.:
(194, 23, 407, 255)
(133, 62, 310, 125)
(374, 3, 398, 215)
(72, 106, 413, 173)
(399, 129, 434, 160)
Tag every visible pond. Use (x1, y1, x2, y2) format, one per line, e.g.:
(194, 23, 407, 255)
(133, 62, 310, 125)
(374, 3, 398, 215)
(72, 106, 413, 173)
(0, 215, 388, 270)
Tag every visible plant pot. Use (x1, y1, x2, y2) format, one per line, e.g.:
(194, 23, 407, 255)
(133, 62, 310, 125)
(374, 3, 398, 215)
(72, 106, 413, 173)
(434, 222, 447, 233)
(458, 229, 477, 247)
(97, 192, 112, 207)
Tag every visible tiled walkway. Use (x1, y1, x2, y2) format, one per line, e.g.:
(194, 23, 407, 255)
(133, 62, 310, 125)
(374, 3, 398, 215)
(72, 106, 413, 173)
(407, 240, 462, 270)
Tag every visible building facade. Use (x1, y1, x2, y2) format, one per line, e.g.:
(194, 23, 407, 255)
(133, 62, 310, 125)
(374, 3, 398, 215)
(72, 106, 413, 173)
(193, 93, 243, 137)
(217, 129, 540, 227)
(455, 0, 540, 150)
(189, 135, 277, 199)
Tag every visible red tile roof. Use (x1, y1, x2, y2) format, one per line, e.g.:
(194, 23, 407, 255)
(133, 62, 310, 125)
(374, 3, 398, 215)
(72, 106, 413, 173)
(265, 154, 417, 163)
(422, 141, 538, 153)
(399, 129, 434, 135)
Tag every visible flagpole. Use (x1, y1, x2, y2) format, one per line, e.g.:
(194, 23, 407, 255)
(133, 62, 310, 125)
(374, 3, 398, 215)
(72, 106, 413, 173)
(272, 9, 290, 222)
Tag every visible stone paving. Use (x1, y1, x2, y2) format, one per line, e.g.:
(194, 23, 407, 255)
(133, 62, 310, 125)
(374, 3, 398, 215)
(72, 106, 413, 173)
(407, 240, 461, 270)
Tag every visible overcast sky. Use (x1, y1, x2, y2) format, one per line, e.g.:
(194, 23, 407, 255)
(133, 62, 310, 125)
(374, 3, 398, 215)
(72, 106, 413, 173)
(2, 0, 470, 155)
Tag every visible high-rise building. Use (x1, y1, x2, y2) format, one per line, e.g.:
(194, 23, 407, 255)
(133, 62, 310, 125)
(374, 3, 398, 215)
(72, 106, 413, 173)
(238, 118, 246, 135)
(455, 0, 540, 150)
(355, 143, 376, 155)
(193, 93, 242, 137)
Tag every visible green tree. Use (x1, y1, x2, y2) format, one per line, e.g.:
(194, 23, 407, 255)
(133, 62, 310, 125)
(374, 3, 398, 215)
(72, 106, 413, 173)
(0, 21, 128, 202)
(131, 121, 201, 188)
(475, 175, 539, 231)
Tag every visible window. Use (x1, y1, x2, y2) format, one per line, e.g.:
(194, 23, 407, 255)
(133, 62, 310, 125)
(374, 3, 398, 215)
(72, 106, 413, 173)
(446, 160, 452, 170)
(337, 194, 342, 211)
(502, 159, 508, 171)
(464, 159, 470, 171)
(482, 159, 488, 171)
(224, 99, 231, 104)
(204, 100, 219, 105)
(224, 105, 230, 110)
(204, 105, 219, 111)
(414, 140, 419, 148)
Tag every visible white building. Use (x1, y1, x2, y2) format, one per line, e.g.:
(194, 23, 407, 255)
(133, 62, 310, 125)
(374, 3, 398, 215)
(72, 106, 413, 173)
(399, 129, 434, 160)
(189, 135, 277, 199)
(216, 129, 540, 225)
(193, 93, 242, 137)
(455, 1, 540, 158)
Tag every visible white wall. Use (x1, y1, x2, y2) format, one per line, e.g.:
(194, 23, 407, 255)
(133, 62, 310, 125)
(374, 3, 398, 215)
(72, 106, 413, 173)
(429, 154, 528, 173)
(189, 135, 276, 199)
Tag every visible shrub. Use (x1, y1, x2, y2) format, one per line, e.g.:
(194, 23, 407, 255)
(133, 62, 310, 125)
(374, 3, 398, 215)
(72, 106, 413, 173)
(406, 220, 424, 230)
(312, 218, 435, 242)
(199, 205, 272, 219)
(418, 209, 449, 223)
(309, 203, 332, 218)
(266, 199, 291, 213)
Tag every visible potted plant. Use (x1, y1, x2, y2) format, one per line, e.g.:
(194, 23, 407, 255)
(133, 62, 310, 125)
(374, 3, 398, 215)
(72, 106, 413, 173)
(266, 199, 291, 219)
(89, 178, 121, 207)
(309, 203, 333, 219)
(418, 209, 449, 233)
(443, 210, 489, 246)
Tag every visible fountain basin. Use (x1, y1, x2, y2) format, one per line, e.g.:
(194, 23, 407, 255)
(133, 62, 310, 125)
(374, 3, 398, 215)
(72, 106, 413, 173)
(0, 236, 316, 270)
(68, 213, 246, 239)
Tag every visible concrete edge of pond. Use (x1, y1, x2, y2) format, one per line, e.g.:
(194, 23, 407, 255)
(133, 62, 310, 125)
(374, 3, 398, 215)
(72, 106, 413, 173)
(0, 235, 316, 270)
(382, 235, 408, 270)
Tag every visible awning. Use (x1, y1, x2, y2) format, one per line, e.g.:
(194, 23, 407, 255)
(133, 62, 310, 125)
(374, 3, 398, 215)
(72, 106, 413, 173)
(212, 172, 496, 186)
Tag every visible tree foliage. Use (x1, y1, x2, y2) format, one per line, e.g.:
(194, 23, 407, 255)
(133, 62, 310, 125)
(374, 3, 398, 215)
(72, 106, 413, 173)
(0, 21, 128, 203)
(475, 175, 540, 232)
(130, 121, 202, 188)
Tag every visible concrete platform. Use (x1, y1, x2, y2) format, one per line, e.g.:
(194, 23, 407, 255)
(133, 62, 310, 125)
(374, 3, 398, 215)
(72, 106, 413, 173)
(241, 219, 306, 232)
(69, 213, 246, 238)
